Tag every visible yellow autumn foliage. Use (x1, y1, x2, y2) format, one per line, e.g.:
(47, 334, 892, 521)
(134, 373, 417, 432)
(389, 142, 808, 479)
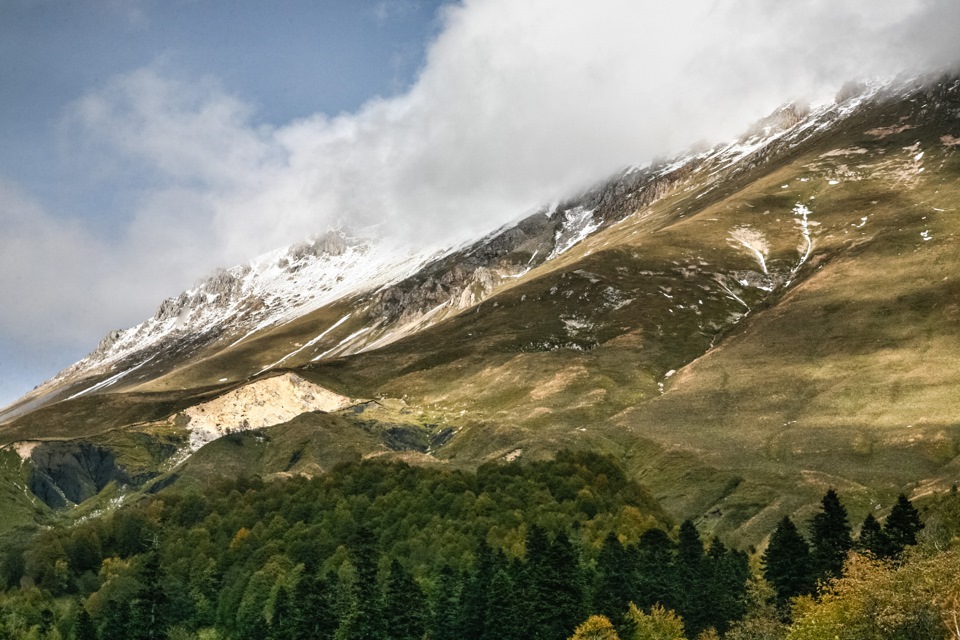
(788, 550, 960, 640)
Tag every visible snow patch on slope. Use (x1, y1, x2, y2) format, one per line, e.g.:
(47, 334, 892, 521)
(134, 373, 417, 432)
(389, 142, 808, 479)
(37, 232, 446, 395)
(550, 206, 600, 259)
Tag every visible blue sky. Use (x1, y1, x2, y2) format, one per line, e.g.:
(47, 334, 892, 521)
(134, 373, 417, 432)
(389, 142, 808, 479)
(1, 0, 447, 233)
(0, 0, 449, 403)
(1, 0, 958, 408)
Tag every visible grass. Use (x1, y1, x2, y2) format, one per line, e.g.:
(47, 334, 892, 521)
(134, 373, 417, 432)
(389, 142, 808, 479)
(0, 448, 52, 535)
(5, 79, 960, 546)
(297, 84, 960, 545)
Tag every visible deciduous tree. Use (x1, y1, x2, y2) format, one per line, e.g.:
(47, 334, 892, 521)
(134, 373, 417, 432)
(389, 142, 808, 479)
(569, 614, 621, 640)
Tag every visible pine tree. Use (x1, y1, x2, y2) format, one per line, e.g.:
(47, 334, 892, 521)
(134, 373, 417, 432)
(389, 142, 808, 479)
(883, 493, 924, 557)
(674, 520, 709, 637)
(75, 607, 97, 640)
(809, 489, 853, 584)
(482, 568, 521, 640)
(382, 560, 426, 640)
(593, 533, 633, 626)
(634, 528, 675, 612)
(856, 513, 888, 558)
(762, 516, 814, 607)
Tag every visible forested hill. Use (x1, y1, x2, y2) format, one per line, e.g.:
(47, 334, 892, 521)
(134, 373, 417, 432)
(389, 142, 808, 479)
(2, 452, 960, 639)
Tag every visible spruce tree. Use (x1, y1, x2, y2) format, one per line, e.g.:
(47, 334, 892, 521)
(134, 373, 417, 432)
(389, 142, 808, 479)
(674, 520, 709, 637)
(520, 526, 585, 640)
(634, 528, 675, 612)
(429, 565, 463, 640)
(546, 532, 586, 640)
(856, 513, 888, 557)
(129, 549, 170, 640)
(460, 544, 497, 639)
(676, 520, 704, 567)
(883, 493, 924, 557)
(518, 525, 552, 640)
(75, 607, 97, 640)
(382, 559, 426, 640)
(482, 568, 520, 640)
(99, 597, 132, 640)
(290, 572, 337, 640)
(809, 489, 852, 584)
(592, 532, 633, 626)
(339, 527, 384, 640)
(704, 537, 750, 634)
(762, 516, 814, 607)
(269, 586, 294, 640)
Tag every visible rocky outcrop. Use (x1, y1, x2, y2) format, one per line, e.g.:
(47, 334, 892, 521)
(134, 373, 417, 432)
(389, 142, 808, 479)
(28, 442, 130, 509)
(365, 161, 697, 325)
(179, 372, 352, 451)
(743, 102, 811, 138)
(286, 230, 348, 262)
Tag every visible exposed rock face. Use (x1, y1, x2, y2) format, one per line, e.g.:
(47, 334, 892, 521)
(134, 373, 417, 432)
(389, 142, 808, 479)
(5, 78, 896, 422)
(744, 102, 812, 138)
(287, 230, 348, 261)
(836, 80, 868, 103)
(95, 329, 125, 353)
(83, 233, 354, 366)
(180, 372, 352, 451)
(28, 443, 130, 509)
(365, 162, 691, 325)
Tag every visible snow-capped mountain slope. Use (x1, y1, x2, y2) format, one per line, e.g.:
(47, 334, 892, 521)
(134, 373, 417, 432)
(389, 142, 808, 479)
(0, 77, 894, 423)
(4, 70, 960, 544)
(2, 232, 450, 420)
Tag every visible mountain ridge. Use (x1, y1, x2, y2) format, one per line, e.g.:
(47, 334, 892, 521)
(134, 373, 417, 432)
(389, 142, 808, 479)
(0, 78, 884, 423)
(3, 70, 959, 546)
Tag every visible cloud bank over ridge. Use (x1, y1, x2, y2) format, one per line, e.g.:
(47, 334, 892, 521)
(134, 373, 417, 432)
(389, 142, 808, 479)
(2, 0, 959, 402)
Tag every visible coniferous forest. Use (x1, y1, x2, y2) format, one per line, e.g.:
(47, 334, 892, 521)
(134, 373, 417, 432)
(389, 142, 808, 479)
(0, 451, 958, 640)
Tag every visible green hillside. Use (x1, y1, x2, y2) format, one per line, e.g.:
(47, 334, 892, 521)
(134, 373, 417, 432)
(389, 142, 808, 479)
(1, 76, 959, 551)
(297, 77, 960, 545)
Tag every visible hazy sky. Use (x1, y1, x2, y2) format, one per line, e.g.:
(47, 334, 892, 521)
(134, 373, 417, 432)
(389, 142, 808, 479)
(2, 0, 959, 407)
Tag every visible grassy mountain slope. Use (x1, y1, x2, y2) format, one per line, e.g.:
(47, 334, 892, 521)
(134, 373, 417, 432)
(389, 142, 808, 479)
(297, 76, 960, 544)
(2, 74, 959, 546)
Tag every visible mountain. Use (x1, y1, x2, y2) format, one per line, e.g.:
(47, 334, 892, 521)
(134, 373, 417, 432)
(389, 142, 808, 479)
(2, 70, 959, 546)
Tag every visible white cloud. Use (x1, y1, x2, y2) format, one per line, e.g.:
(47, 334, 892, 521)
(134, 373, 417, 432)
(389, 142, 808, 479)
(0, 180, 109, 344)
(4, 0, 959, 403)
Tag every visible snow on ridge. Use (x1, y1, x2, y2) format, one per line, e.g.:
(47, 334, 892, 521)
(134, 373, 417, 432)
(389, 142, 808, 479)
(549, 206, 600, 259)
(42, 231, 449, 394)
(25, 76, 912, 405)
